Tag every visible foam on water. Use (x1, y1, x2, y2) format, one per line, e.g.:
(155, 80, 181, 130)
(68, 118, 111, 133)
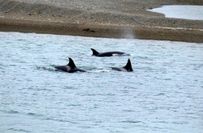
(0, 32, 203, 133)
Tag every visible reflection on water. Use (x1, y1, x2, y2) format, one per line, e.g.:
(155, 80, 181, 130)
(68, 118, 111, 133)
(0, 32, 203, 133)
(149, 5, 203, 20)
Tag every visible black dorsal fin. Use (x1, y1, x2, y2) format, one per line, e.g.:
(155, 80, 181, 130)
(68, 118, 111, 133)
(91, 48, 99, 56)
(123, 59, 133, 72)
(67, 58, 76, 69)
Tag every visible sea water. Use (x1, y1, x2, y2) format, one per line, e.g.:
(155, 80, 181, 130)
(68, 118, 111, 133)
(149, 5, 203, 20)
(0, 32, 203, 133)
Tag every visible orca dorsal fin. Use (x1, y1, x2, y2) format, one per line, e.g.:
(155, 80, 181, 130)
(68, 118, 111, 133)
(123, 59, 133, 72)
(67, 58, 76, 69)
(91, 48, 99, 56)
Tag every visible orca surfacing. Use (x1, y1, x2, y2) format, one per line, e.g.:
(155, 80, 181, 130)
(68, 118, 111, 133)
(91, 48, 129, 57)
(54, 58, 85, 73)
(111, 59, 133, 72)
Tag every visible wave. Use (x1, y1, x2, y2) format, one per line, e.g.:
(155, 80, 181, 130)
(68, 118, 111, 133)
(0, 109, 20, 114)
(8, 128, 31, 133)
(36, 66, 56, 72)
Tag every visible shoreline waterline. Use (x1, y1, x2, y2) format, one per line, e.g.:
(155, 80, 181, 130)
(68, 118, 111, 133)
(0, 17, 203, 43)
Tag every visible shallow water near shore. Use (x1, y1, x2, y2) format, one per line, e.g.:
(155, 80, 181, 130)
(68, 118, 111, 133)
(0, 32, 203, 133)
(149, 5, 203, 20)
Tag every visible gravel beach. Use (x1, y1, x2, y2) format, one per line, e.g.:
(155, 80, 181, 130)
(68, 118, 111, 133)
(0, 0, 203, 42)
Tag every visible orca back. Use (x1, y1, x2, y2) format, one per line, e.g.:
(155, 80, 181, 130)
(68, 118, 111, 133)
(91, 48, 99, 56)
(67, 58, 76, 69)
(67, 58, 86, 72)
(91, 48, 129, 57)
(123, 59, 133, 72)
(54, 65, 68, 72)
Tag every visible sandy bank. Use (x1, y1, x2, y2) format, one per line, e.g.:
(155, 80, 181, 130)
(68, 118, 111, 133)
(0, 0, 203, 42)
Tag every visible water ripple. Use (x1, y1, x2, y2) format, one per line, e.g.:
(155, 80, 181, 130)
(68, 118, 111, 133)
(8, 128, 31, 133)
(0, 110, 20, 114)
(44, 117, 78, 124)
(121, 120, 143, 124)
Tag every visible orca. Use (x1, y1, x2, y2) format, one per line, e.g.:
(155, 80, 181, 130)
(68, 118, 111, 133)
(91, 48, 129, 57)
(111, 59, 133, 72)
(54, 58, 85, 73)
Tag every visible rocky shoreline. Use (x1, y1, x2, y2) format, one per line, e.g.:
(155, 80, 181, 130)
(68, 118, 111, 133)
(0, 0, 203, 42)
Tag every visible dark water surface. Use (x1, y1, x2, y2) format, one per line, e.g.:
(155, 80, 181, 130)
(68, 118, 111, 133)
(0, 32, 203, 133)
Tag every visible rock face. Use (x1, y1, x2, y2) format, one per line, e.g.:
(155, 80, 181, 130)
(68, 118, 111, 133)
(0, 0, 203, 42)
